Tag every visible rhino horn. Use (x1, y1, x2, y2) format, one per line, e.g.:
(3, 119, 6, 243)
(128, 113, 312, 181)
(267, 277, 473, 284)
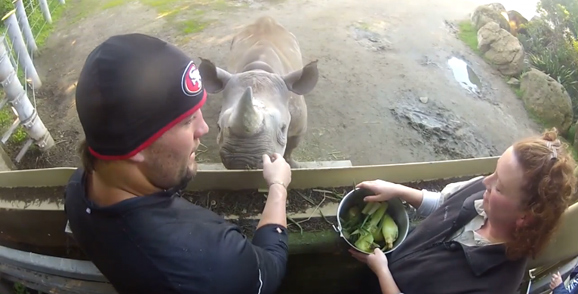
(230, 87, 263, 134)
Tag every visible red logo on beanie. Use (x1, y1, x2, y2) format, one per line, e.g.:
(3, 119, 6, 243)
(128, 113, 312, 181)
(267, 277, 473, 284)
(182, 61, 203, 96)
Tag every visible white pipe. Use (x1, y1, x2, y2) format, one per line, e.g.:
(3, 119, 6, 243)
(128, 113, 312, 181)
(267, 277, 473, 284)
(14, 0, 37, 54)
(0, 35, 54, 152)
(3, 10, 41, 89)
(38, 0, 52, 24)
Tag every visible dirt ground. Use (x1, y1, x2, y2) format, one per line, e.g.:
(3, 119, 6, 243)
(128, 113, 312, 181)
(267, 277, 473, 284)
(13, 0, 542, 169)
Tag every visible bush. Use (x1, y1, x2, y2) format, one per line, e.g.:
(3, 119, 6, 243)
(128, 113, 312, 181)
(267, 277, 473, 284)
(0, 0, 13, 19)
(518, 0, 578, 124)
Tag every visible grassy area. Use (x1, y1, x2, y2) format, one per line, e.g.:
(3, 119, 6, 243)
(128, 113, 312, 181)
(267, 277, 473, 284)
(69, 0, 239, 36)
(457, 20, 479, 54)
(32, 0, 67, 49)
(0, 107, 26, 144)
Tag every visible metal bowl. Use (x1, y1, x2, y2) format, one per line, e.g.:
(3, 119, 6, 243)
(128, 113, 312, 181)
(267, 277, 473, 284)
(334, 187, 410, 254)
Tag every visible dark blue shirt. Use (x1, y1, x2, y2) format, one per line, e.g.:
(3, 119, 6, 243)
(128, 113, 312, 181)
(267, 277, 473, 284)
(64, 168, 289, 294)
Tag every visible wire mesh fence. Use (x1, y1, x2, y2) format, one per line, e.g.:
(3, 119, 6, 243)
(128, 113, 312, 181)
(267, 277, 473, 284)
(0, 0, 64, 164)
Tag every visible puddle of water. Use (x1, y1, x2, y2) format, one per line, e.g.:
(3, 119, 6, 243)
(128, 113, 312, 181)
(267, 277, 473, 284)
(447, 57, 482, 95)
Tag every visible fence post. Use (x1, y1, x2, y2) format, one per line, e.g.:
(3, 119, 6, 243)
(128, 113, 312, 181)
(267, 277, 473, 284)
(0, 35, 54, 156)
(38, 0, 52, 24)
(2, 10, 41, 89)
(14, 0, 37, 54)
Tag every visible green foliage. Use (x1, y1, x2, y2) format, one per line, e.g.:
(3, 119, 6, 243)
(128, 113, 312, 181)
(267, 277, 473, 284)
(538, 0, 578, 41)
(0, 0, 13, 19)
(517, 0, 578, 127)
(457, 20, 479, 54)
(14, 282, 30, 294)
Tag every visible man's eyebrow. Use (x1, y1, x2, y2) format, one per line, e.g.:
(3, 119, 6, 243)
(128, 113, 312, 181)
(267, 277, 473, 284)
(181, 114, 195, 124)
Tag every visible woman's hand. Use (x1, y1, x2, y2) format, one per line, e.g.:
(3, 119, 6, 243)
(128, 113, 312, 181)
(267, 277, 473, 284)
(350, 248, 402, 294)
(550, 271, 563, 290)
(355, 180, 404, 202)
(356, 179, 425, 210)
(349, 248, 389, 274)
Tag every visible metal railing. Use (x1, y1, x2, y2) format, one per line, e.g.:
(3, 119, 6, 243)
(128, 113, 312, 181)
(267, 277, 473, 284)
(0, 0, 64, 163)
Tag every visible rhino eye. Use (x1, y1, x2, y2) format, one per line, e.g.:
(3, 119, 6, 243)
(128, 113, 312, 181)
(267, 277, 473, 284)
(281, 124, 287, 132)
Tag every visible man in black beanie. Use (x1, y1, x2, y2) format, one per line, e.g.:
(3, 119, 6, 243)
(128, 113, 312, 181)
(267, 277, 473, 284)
(64, 33, 292, 294)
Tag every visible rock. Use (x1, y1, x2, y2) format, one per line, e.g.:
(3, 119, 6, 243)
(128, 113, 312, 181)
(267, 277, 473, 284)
(520, 68, 574, 134)
(419, 97, 429, 104)
(477, 22, 525, 76)
(507, 10, 528, 36)
(471, 3, 511, 32)
(507, 78, 520, 86)
(574, 122, 578, 151)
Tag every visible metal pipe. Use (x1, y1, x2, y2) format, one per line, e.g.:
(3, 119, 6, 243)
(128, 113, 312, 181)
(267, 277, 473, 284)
(0, 244, 107, 282)
(38, 0, 51, 24)
(0, 35, 54, 153)
(14, 0, 37, 54)
(2, 10, 41, 89)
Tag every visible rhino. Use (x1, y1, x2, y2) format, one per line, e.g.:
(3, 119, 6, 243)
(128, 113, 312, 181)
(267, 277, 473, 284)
(198, 16, 319, 169)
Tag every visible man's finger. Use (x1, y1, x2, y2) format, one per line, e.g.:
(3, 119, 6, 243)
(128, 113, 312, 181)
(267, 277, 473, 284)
(262, 154, 271, 165)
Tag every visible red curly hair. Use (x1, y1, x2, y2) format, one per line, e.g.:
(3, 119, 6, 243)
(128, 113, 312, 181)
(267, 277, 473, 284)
(506, 128, 577, 260)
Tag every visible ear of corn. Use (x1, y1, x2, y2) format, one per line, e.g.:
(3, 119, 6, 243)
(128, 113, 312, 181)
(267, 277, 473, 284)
(381, 213, 399, 250)
(341, 200, 400, 253)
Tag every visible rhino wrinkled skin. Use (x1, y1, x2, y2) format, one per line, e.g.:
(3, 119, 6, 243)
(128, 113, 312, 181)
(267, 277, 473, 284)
(199, 16, 319, 170)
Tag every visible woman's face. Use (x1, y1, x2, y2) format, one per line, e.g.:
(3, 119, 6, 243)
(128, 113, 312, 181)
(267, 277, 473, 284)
(482, 146, 527, 230)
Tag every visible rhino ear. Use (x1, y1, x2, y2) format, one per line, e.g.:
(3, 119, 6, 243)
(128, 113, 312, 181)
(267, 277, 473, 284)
(282, 60, 319, 96)
(198, 57, 232, 94)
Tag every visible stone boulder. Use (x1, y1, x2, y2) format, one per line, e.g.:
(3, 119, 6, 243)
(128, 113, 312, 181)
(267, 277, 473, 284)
(477, 21, 525, 76)
(471, 3, 511, 32)
(574, 122, 578, 151)
(520, 68, 574, 134)
(507, 10, 529, 36)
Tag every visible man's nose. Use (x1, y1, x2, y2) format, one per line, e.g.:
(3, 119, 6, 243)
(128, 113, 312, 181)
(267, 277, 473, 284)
(195, 118, 209, 138)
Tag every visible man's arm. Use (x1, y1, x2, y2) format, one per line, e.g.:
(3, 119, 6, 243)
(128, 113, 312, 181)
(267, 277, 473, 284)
(258, 184, 288, 229)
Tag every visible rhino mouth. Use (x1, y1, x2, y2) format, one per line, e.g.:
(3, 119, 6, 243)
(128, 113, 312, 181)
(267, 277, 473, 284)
(220, 152, 266, 170)
(219, 132, 276, 170)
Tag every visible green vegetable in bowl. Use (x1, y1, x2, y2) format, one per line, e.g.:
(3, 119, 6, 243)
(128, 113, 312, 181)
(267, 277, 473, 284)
(340, 201, 400, 253)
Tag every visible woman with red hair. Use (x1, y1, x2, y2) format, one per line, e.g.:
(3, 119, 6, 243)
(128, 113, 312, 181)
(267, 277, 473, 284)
(351, 128, 577, 294)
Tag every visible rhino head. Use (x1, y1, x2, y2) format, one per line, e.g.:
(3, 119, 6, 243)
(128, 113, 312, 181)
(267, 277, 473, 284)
(198, 58, 318, 169)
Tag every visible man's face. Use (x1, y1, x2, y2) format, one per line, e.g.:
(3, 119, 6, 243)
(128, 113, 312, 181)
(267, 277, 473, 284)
(140, 109, 209, 190)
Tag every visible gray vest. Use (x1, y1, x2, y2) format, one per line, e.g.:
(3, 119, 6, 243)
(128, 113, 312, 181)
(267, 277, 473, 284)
(388, 178, 528, 294)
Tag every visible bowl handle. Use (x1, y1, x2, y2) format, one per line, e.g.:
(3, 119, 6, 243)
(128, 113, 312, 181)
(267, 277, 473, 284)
(332, 224, 344, 238)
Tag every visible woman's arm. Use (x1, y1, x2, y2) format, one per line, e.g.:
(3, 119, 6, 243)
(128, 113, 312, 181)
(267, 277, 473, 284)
(375, 268, 402, 294)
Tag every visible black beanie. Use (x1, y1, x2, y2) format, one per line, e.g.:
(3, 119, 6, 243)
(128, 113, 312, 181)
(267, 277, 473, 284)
(75, 33, 206, 160)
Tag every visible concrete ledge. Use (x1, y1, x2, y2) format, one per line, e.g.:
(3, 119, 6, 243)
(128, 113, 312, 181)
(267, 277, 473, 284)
(198, 160, 353, 171)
